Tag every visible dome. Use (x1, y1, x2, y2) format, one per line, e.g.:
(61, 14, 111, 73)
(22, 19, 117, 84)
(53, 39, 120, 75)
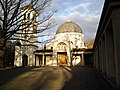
(56, 20, 83, 34)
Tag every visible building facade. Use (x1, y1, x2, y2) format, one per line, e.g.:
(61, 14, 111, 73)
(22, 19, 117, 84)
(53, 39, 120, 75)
(14, 4, 38, 66)
(14, 9, 93, 67)
(93, 0, 120, 89)
(34, 20, 88, 66)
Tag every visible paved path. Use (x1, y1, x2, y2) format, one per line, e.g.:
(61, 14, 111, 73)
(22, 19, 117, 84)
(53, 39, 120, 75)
(0, 66, 115, 90)
(62, 66, 114, 90)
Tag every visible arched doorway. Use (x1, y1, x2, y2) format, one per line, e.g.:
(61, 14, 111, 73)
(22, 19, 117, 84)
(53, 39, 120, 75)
(22, 54, 28, 66)
(57, 52, 67, 65)
(57, 42, 68, 65)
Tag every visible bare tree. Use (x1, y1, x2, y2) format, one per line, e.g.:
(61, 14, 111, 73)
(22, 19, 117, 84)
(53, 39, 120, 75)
(0, 0, 56, 67)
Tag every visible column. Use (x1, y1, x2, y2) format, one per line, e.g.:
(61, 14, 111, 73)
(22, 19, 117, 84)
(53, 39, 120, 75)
(102, 36, 107, 74)
(105, 23, 116, 81)
(93, 50, 96, 67)
(35, 56, 40, 66)
(112, 8, 120, 88)
(96, 47, 100, 70)
(35, 55, 36, 66)
(100, 40, 104, 73)
(81, 53, 84, 66)
(42, 53, 45, 65)
(98, 43, 102, 71)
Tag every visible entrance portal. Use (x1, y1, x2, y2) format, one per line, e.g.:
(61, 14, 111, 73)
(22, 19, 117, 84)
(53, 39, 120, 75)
(57, 52, 67, 65)
(22, 54, 28, 66)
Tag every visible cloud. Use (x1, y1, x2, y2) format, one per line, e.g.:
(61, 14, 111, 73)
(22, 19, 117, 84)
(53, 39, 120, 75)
(71, 2, 90, 11)
(39, 0, 105, 42)
(54, 12, 100, 40)
(41, 12, 100, 40)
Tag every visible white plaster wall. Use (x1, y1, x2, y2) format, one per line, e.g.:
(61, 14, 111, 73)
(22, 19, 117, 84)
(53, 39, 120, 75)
(15, 8, 38, 67)
(46, 32, 86, 66)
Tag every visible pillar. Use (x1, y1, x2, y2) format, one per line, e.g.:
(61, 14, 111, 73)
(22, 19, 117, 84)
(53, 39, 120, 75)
(105, 22, 116, 82)
(102, 36, 107, 74)
(98, 43, 102, 71)
(112, 8, 120, 88)
(93, 50, 96, 67)
(100, 40, 104, 73)
(42, 53, 45, 65)
(81, 53, 84, 66)
(96, 47, 100, 70)
(35, 55, 40, 66)
(35, 55, 36, 65)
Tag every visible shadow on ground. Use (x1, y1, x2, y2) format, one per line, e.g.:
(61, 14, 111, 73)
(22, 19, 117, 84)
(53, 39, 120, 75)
(0, 67, 34, 86)
(62, 66, 115, 90)
(0, 66, 71, 90)
(0, 66, 115, 90)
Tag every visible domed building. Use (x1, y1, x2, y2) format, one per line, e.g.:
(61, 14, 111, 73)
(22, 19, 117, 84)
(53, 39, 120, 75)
(56, 20, 83, 34)
(34, 20, 88, 66)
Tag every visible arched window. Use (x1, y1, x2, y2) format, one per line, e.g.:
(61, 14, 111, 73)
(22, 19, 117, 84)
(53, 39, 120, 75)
(57, 42, 67, 51)
(16, 42, 21, 46)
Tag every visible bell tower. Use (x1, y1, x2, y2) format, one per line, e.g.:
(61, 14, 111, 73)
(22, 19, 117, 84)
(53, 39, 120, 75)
(14, 4, 38, 66)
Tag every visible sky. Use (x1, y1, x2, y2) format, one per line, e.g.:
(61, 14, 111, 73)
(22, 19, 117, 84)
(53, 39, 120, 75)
(39, 0, 105, 43)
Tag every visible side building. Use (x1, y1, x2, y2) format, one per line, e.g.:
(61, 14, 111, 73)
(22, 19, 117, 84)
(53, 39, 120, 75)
(14, 4, 38, 66)
(93, 0, 120, 89)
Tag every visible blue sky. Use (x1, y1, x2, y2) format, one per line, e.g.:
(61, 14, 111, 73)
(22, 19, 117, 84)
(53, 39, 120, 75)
(39, 0, 105, 43)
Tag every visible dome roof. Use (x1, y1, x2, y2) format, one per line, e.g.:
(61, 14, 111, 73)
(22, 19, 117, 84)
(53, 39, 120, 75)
(56, 20, 83, 34)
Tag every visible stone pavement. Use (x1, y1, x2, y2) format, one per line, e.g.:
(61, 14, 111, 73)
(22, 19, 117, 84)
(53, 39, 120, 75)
(62, 66, 115, 90)
(0, 66, 115, 90)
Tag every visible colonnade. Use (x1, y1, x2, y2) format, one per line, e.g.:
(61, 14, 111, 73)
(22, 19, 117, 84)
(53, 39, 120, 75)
(93, 0, 120, 89)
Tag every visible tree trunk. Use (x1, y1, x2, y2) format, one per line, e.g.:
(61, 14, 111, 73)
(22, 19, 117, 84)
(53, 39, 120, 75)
(0, 37, 6, 68)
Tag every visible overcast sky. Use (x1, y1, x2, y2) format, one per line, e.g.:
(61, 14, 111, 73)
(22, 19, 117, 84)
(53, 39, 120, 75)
(39, 0, 105, 43)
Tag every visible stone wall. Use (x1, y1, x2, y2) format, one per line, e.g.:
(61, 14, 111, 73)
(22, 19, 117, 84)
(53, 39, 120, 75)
(93, 0, 120, 89)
